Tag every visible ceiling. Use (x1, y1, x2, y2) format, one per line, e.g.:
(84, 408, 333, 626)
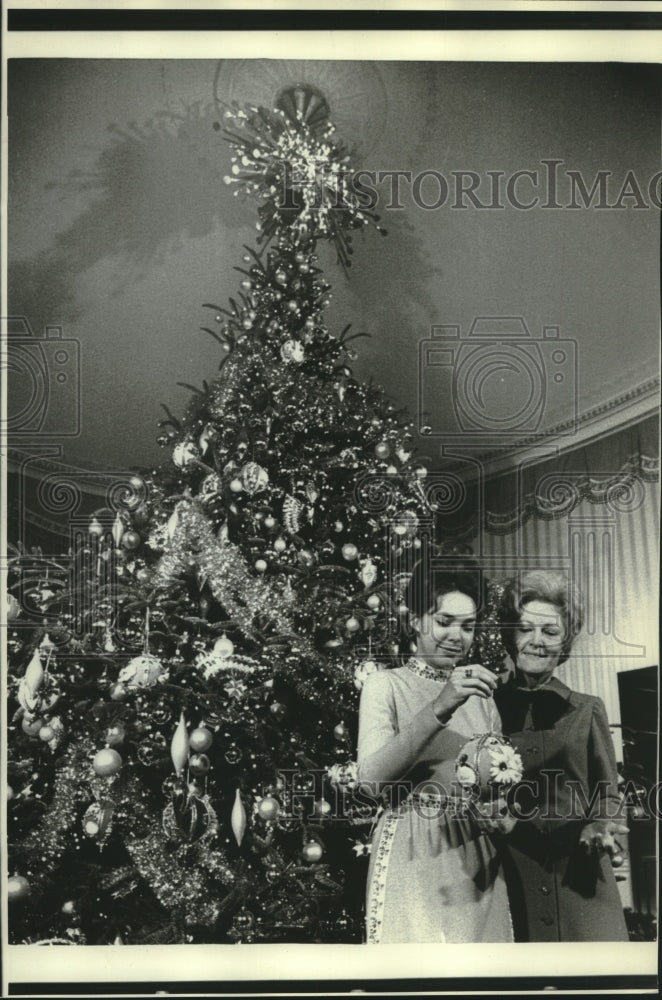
(7, 59, 661, 478)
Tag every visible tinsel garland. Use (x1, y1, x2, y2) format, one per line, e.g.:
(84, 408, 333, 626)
(123, 777, 235, 927)
(151, 500, 315, 655)
(14, 742, 89, 886)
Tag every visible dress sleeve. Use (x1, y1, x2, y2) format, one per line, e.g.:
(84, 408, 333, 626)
(587, 696, 622, 821)
(356, 670, 447, 785)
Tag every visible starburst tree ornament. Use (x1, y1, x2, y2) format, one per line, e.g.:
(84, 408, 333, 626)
(220, 84, 386, 269)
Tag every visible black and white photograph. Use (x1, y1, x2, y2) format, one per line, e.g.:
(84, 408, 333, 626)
(2, 3, 660, 995)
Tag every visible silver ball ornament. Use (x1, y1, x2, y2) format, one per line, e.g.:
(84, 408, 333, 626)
(93, 747, 122, 777)
(189, 727, 213, 752)
(302, 841, 324, 863)
(257, 795, 280, 821)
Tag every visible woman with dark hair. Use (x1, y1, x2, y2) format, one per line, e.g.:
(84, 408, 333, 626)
(357, 554, 514, 944)
(495, 569, 629, 942)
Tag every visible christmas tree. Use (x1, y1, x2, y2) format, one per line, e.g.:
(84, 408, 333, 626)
(6, 86, 445, 945)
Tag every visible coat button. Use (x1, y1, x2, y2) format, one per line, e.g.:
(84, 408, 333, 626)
(540, 886, 550, 895)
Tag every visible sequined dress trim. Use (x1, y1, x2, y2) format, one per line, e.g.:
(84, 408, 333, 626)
(366, 810, 400, 943)
(404, 656, 453, 684)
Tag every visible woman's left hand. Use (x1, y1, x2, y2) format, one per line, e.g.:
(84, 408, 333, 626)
(579, 819, 629, 854)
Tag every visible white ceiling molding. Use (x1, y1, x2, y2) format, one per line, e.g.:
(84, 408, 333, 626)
(440, 374, 660, 481)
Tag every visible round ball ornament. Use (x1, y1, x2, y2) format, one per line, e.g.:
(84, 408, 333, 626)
(93, 747, 123, 777)
(455, 733, 523, 802)
(313, 799, 332, 818)
(273, 536, 287, 553)
(257, 795, 280, 821)
(189, 727, 213, 753)
(22, 716, 44, 737)
(241, 461, 269, 495)
(189, 753, 210, 776)
(213, 633, 235, 659)
(302, 841, 324, 864)
(269, 701, 287, 721)
(8, 875, 30, 903)
(341, 543, 358, 561)
(121, 530, 141, 550)
(38, 724, 55, 742)
(366, 594, 381, 610)
(345, 616, 360, 634)
(255, 558, 268, 574)
(374, 441, 391, 460)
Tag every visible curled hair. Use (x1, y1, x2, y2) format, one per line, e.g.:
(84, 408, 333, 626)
(399, 548, 486, 655)
(498, 570, 584, 666)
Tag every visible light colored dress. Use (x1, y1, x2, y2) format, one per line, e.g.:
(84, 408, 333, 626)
(357, 658, 514, 944)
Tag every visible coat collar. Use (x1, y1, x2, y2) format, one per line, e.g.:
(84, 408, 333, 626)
(497, 672, 574, 733)
(503, 672, 573, 701)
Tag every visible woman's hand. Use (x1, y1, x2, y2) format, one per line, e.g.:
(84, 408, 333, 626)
(579, 819, 629, 854)
(432, 664, 498, 724)
(473, 793, 518, 836)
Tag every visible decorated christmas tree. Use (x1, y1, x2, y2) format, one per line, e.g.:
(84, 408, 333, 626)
(6, 87, 450, 945)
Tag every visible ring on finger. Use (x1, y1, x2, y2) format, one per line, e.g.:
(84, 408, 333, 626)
(464, 667, 473, 678)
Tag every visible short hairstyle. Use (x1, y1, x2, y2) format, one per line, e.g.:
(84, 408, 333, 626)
(498, 570, 584, 666)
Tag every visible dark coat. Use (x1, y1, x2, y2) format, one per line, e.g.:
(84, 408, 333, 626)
(494, 674, 629, 942)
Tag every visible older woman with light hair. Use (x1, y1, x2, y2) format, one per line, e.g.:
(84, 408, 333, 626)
(495, 569, 629, 942)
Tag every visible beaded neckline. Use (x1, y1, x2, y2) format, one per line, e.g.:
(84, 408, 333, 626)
(405, 657, 453, 683)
